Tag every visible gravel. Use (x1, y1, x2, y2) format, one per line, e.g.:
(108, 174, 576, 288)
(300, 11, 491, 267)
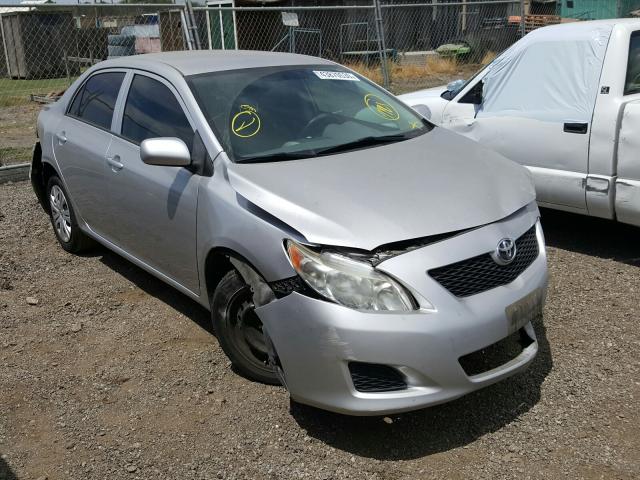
(1, 180, 639, 480)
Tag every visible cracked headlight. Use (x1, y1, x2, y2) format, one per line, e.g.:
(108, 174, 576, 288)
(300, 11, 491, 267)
(286, 240, 417, 312)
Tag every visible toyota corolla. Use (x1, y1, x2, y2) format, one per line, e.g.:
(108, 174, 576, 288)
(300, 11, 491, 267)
(31, 51, 548, 415)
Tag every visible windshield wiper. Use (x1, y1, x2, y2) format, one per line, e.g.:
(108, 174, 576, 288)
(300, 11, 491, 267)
(236, 132, 420, 164)
(237, 151, 319, 164)
(313, 133, 415, 156)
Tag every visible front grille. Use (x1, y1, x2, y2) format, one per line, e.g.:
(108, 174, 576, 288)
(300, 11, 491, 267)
(428, 225, 539, 297)
(348, 362, 407, 392)
(459, 328, 534, 377)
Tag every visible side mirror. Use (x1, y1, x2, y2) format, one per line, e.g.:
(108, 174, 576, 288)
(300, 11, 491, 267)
(459, 81, 483, 105)
(441, 79, 466, 100)
(446, 79, 465, 93)
(140, 137, 191, 167)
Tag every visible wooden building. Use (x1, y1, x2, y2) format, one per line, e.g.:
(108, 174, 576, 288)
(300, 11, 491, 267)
(0, 11, 80, 79)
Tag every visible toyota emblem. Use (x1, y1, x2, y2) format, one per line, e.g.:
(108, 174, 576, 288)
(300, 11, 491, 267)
(492, 238, 517, 265)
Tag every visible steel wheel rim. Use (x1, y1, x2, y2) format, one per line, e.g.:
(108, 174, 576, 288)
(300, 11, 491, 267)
(50, 185, 72, 243)
(227, 288, 270, 371)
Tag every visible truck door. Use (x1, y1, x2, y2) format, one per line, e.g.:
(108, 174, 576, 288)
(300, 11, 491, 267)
(616, 101, 640, 226)
(441, 25, 611, 213)
(615, 31, 640, 227)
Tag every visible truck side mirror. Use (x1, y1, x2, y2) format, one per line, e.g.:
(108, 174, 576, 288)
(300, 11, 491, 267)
(441, 79, 466, 101)
(446, 79, 466, 93)
(459, 81, 483, 105)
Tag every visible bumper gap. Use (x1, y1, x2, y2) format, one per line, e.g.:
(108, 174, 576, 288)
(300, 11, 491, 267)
(458, 328, 534, 377)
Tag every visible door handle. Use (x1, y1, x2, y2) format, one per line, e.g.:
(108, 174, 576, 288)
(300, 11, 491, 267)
(563, 122, 588, 134)
(106, 155, 124, 172)
(56, 131, 67, 145)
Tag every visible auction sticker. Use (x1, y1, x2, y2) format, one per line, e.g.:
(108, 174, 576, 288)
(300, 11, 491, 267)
(313, 71, 360, 81)
(231, 105, 261, 138)
(364, 93, 400, 121)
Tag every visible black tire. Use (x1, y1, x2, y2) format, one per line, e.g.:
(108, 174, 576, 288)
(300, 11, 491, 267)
(211, 270, 280, 385)
(46, 176, 93, 254)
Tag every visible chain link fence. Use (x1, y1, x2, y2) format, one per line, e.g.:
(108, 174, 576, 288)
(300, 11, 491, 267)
(2, 0, 613, 167)
(0, 1, 529, 100)
(1, 1, 529, 167)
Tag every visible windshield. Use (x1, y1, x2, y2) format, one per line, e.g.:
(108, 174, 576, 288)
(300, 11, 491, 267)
(188, 65, 430, 163)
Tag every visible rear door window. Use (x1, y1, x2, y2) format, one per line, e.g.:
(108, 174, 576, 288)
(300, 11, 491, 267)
(68, 72, 125, 130)
(121, 74, 193, 149)
(625, 31, 640, 95)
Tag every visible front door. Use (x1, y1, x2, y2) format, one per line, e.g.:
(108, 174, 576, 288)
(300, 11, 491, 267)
(104, 72, 200, 293)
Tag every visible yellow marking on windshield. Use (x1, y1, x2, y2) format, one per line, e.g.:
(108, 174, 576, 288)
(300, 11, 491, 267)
(409, 121, 421, 129)
(232, 105, 261, 138)
(364, 93, 400, 121)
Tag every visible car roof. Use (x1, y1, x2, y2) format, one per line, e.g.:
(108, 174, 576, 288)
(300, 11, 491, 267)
(536, 18, 640, 36)
(97, 50, 336, 77)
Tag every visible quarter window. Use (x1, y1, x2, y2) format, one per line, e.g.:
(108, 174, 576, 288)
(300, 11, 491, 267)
(68, 72, 125, 130)
(121, 75, 193, 148)
(625, 31, 640, 95)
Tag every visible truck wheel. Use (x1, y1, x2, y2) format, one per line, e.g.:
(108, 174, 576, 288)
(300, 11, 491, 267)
(211, 270, 280, 385)
(46, 176, 93, 253)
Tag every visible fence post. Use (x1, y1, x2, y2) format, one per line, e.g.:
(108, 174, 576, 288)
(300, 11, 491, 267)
(373, 0, 390, 88)
(520, 0, 526, 37)
(185, 0, 202, 50)
(0, 14, 11, 78)
(181, 9, 194, 50)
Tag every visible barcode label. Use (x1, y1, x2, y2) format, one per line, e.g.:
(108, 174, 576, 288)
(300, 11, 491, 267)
(313, 71, 360, 81)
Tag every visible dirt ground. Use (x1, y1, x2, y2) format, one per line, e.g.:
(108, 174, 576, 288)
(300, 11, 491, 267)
(1, 180, 639, 480)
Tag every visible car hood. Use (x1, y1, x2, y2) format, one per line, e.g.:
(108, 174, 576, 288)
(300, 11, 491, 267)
(399, 85, 448, 104)
(227, 127, 536, 250)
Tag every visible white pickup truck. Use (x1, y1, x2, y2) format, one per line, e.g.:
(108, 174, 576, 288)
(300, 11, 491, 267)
(400, 19, 640, 226)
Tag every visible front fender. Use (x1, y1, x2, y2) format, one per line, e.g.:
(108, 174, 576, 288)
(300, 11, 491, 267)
(196, 166, 301, 307)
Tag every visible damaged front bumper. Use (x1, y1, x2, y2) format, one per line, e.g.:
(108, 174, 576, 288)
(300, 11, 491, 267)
(256, 204, 548, 415)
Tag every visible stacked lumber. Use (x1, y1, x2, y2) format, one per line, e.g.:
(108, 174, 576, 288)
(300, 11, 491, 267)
(508, 14, 562, 33)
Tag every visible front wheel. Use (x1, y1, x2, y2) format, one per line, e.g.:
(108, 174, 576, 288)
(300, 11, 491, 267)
(47, 176, 92, 253)
(211, 270, 280, 385)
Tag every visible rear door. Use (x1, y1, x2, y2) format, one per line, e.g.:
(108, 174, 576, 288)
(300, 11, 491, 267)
(54, 70, 126, 232)
(104, 71, 200, 292)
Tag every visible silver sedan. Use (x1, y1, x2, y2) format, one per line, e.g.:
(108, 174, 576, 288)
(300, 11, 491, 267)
(31, 51, 548, 415)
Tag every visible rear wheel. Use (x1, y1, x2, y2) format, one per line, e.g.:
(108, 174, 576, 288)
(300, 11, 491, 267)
(211, 270, 280, 385)
(47, 176, 92, 253)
